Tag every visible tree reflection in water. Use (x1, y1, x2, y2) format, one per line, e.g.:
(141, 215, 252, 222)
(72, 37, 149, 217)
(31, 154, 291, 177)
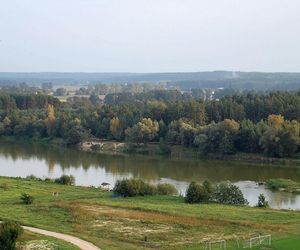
(0, 142, 300, 209)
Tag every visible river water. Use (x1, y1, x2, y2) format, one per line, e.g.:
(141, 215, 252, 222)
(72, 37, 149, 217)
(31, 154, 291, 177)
(0, 142, 300, 210)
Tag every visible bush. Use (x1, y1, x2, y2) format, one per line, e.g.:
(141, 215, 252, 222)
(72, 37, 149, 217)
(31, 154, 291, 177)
(0, 221, 23, 250)
(266, 179, 290, 190)
(202, 180, 213, 198)
(141, 181, 157, 196)
(20, 193, 34, 205)
(157, 183, 178, 195)
(214, 182, 248, 205)
(185, 181, 211, 204)
(44, 177, 53, 182)
(113, 179, 156, 197)
(26, 174, 37, 180)
(256, 194, 269, 208)
(54, 175, 75, 185)
(26, 175, 42, 181)
(113, 179, 179, 197)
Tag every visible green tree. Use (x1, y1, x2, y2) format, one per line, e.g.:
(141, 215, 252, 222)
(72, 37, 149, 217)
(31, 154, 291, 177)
(185, 181, 211, 204)
(214, 182, 248, 205)
(125, 118, 159, 143)
(260, 119, 300, 157)
(110, 117, 121, 139)
(256, 194, 269, 208)
(46, 104, 56, 136)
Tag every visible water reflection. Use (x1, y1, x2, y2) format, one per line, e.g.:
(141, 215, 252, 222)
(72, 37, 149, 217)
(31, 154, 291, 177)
(0, 142, 300, 209)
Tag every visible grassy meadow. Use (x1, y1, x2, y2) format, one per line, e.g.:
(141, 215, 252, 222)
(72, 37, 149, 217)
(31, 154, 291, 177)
(0, 176, 300, 249)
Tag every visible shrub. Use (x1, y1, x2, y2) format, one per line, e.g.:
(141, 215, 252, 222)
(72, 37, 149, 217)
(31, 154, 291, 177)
(0, 221, 23, 250)
(44, 177, 53, 182)
(20, 193, 34, 205)
(266, 179, 290, 190)
(185, 181, 211, 204)
(185, 182, 202, 203)
(26, 174, 37, 180)
(256, 194, 269, 208)
(157, 183, 178, 195)
(114, 179, 138, 197)
(214, 182, 248, 205)
(113, 179, 179, 197)
(113, 179, 156, 197)
(26, 175, 42, 181)
(54, 175, 75, 185)
(202, 180, 213, 200)
(140, 181, 157, 196)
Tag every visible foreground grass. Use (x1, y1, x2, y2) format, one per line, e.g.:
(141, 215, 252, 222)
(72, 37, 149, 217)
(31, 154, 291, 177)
(18, 231, 80, 250)
(0, 177, 300, 249)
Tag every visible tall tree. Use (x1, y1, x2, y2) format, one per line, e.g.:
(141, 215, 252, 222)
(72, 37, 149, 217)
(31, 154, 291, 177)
(46, 104, 56, 136)
(110, 117, 121, 139)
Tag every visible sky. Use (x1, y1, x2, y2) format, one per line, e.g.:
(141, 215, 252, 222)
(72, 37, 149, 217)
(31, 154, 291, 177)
(0, 0, 300, 73)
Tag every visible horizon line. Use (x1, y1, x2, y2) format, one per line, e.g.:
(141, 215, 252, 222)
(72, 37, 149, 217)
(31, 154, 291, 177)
(1, 70, 300, 74)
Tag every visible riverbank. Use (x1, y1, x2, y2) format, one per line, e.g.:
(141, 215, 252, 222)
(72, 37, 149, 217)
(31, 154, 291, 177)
(2, 135, 300, 165)
(0, 176, 300, 249)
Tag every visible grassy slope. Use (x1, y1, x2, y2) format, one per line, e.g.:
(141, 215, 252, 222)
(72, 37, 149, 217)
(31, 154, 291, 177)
(0, 177, 300, 250)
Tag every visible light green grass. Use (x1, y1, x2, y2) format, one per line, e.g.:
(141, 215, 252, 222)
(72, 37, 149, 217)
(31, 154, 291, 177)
(0, 176, 300, 250)
(266, 178, 300, 194)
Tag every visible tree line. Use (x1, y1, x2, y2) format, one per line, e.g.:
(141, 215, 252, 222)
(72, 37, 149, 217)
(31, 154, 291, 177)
(1, 90, 300, 157)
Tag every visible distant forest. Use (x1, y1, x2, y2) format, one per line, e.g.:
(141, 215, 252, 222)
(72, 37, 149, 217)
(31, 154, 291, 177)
(1, 87, 300, 158)
(2, 71, 300, 91)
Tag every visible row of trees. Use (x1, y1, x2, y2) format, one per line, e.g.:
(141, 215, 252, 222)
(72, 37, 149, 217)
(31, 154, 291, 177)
(3, 90, 300, 124)
(124, 114, 299, 157)
(0, 93, 60, 110)
(1, 91, 300, 157)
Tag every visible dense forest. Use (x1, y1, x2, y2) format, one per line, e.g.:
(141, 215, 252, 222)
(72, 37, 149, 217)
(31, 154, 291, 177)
(1, 89, 300, 158)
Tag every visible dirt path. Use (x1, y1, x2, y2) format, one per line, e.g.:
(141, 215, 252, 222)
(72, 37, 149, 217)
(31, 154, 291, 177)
(22, 225, 100, 250)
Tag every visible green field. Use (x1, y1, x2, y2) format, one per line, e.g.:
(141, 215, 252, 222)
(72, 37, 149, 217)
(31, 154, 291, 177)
(0, 176, 300, 249)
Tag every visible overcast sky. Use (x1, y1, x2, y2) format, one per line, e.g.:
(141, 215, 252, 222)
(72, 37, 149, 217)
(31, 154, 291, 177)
(0, 0, 300, 72)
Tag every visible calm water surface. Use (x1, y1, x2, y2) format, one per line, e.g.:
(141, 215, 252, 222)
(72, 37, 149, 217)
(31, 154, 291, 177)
(0, 142, 300, 210)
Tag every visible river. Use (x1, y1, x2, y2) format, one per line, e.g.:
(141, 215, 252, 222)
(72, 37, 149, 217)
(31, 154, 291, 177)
(0, 142, 300, 210)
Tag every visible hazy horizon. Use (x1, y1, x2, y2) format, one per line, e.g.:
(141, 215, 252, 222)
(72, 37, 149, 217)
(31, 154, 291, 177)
(2, 70, 300, 74)
(1, 0, 300, 72)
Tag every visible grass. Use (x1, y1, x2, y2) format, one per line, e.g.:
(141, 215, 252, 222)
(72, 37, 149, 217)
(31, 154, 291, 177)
(0, 176, 300, 249)
(269, 236, 300, 250)
(266, 179, 300, 193)
(18, 230, 80, 249)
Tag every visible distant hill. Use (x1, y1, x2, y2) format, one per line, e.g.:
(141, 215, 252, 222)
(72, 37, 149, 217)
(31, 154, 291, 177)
(1, 71, 300, 90)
